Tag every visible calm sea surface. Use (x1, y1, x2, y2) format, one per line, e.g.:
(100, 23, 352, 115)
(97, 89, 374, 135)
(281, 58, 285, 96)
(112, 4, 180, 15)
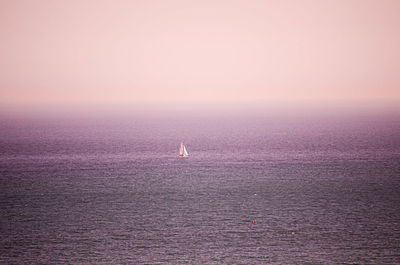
(1, 112, 400, 264)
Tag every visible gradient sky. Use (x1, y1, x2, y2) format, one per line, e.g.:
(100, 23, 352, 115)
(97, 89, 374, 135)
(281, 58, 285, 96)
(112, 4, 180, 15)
(0, 0, 399, 104)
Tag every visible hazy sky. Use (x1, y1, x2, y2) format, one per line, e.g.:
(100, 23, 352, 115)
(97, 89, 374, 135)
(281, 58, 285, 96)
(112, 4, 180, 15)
(0, 0, 399, 105)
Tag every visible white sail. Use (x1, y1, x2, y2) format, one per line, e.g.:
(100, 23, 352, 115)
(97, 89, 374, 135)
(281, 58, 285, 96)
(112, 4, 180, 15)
(179, 142, 184, 156)
(178, 142, 189, 158)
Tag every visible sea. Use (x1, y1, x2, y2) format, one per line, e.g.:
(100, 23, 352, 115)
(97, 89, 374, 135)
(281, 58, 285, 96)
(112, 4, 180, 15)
(1, 107, 400, 264)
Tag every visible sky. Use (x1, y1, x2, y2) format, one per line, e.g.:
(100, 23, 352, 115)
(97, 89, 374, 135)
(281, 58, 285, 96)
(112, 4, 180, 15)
(0, 0, 399, 106)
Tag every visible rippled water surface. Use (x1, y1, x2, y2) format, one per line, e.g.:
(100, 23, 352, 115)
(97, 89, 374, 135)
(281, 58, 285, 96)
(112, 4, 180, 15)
(1, 113, 400, 264)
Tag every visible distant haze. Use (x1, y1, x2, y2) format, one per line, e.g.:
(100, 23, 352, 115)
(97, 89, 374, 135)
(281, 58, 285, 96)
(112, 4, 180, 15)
(1, 0, 399, 105)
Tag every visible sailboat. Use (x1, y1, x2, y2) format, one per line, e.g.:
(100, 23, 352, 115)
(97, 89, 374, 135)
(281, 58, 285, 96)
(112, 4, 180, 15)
(177, 141, 189, 158)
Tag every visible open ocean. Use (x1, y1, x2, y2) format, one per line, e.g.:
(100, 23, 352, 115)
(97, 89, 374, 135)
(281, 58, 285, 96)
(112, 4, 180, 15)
(1, 111, 400, 264)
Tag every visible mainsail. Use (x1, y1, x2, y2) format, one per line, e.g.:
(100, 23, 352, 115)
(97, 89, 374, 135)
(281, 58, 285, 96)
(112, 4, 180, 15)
(178, 142, 189, 158)
(183, 145, 188, 156)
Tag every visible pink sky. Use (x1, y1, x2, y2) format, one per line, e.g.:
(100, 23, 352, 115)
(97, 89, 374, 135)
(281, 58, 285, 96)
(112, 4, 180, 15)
(0, 0, 399, 105)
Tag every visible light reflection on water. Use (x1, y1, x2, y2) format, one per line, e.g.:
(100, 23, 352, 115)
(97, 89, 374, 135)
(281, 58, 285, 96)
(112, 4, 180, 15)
(0, 114, 399, 264)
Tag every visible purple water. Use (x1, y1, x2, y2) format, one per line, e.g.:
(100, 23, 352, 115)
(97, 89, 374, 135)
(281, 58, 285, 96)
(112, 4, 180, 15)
(1, 111, 400, 264)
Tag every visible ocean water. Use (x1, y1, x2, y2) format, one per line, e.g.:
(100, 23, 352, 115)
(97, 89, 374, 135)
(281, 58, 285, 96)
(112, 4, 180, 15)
(1, 111, 400, 264)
